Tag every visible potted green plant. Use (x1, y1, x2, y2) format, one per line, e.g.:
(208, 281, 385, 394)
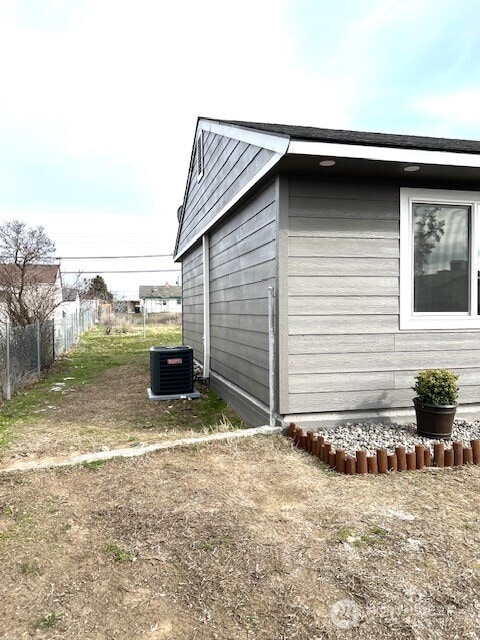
(412, 369, 459, 438)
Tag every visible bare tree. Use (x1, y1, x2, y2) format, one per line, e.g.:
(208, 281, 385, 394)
(0, 220, 61, 326)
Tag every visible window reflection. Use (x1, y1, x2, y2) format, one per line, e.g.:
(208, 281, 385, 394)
(413, 204, 470, 313)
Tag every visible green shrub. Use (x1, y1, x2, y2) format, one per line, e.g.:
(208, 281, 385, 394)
(412, 369, 459, 405)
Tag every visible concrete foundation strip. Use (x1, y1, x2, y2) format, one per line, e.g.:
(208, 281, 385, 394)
(0, 425, 284, 474)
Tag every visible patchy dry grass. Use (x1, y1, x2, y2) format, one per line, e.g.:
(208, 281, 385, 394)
(1, 323, 479, 638)
(1, 436, 479, 639)
(0, 324, 245, 465)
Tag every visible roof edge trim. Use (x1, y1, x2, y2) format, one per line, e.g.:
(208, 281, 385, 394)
(288, 140, 480, 168)
(174, 151, 284, 261)
(199, 119, 290, 154)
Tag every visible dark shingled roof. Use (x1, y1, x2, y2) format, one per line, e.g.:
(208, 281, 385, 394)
(202, 118, 480, 155)
(62, 288, 79, 302)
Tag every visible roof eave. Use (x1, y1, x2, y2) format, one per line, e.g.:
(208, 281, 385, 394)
(287, 139, 480, 168)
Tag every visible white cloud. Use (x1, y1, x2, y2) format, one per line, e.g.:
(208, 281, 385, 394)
(7, 0, 472, 295)
(0, 0, 360, 216)
(415, 90, 480, 127)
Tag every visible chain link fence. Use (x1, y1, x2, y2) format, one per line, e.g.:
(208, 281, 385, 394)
(0, 308, 97, 402)
(111, 311, 181, 327)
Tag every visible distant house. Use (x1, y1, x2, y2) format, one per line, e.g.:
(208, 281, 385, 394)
(114, 299, 140, 314)
(139, 285, 182, 313)
(175, 117, 480, 428)
(61, 288, 81, 315)
(0, 263, 63, 325)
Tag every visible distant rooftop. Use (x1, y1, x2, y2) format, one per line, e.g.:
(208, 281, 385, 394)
(0, 263, 61, 286)
(62, 287, 79, 302)
(139, 285, 181, 298)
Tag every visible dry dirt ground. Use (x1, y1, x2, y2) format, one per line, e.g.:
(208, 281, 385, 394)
(0, 359, 242, 467)
(1, 329, 480, 638)
(1, 436, 480, 640)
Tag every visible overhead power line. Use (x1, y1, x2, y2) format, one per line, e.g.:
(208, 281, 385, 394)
(57, 253, 173, 259)
(63, 269, 180, 274)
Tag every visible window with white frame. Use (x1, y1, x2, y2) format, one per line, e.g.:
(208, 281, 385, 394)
(400, 188, 480, 329)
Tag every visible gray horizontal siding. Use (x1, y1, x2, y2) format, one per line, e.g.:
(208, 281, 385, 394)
(289, 349, 480, 374)
(209, 372, 269, 426)
(290, 315, 398, 335)
(210, 239, 276, 281)
(209, 191, 276, 258)
(395, 368, 480, 389)
(177, 131, 276, 255)
(289, 386, 480, 414)
(290, 196, 399, 219)
(289, 389, 413, 413)
(289, 237, 399, 258)
(290, 296, 399, 315)
(208, 182, 276, 408)
(290, 371, 394, 394)
(210, 325, 270, 351)
(289, 216, 398, 237)
(209, 260, 275, 292)
(286, 176, 480, 418)
(211, 350, 269, 390)
(289, 334, 395, 354)
(208, 280, 271, 303)
(181, 245, 204, 364)
(288, 276, 398, 296)
(289, 257, 398, 276)
(394, 332, 480, 351)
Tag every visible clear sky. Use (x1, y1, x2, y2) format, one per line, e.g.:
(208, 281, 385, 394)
(1, 0, 480, 298)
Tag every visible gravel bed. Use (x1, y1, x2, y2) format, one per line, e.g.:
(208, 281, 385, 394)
(314, 419, 480, 457)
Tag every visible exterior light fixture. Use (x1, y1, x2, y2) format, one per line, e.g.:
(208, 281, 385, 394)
(319, 159, 336, 167)
(404, 165, 420, 172)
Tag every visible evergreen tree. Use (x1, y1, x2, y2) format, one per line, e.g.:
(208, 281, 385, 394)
(86, 275, 113, 302)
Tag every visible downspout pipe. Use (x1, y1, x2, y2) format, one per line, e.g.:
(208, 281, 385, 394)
(268, 286, 275, 427)
(202, 235, 210, 379)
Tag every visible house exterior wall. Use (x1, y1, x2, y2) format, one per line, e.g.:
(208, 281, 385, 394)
(182, 243, 204, 363)
(285, 175, 480, 422)
(55, 297, 80, 325)
(142, 298, 182, 313)
(0, 277, 63, 324)
(177, 130, 277, 256)
(207, 181, 277, 425)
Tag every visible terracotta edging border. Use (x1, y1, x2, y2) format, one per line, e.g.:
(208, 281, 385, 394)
(287, 423, 480, 475)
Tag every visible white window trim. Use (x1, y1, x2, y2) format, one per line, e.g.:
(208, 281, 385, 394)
(400, 187, 480, 330)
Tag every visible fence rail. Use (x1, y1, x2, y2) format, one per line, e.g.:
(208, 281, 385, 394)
(0, 309, 97, 402)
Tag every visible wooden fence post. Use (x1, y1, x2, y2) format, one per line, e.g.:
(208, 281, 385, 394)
(471, 440, 480, 465)
(453, 442, 463, 466)
(434, 442, 444, 467)
(377, 449, 388, 474)
(356, 450, 368, 474)
(444, 448, 454, 466)
(396, 446, 407, 472)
